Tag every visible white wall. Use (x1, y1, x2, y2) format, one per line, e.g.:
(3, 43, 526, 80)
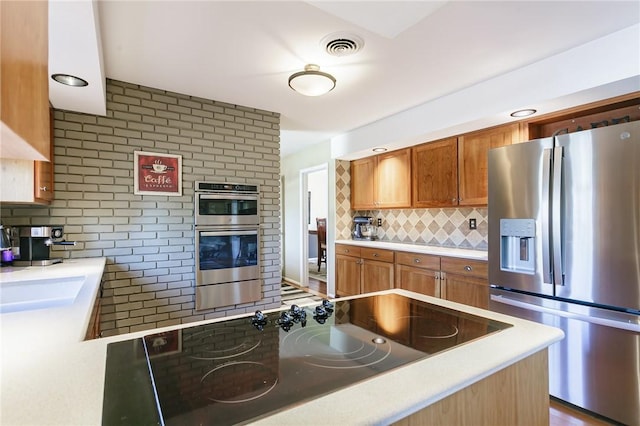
(308, 168, 328, 231)
(281, 141, 335, 295)
(332, 24, 640, 160)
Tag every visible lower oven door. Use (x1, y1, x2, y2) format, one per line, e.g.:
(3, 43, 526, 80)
(195, 226, 261, 309)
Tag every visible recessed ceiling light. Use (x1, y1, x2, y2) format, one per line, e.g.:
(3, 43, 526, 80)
(372, 147, 387, 152)
(510, 108, 537, 117)
(51, 73, 88, 87)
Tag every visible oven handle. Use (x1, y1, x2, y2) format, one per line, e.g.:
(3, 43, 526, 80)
(198, 193, 258, 201)
(198, 229, 258, 237)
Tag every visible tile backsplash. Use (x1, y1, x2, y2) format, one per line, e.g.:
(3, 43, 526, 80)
(335, 160, 488, 250)
(355, 208, 488, 250)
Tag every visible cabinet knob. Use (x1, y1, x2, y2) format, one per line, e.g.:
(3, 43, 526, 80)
(451, 198, 457, 202)
(464, 265, 472, 272)
(344, 249, 349, 253)
(373, 253, 379, 257)
(40, 186, 48, 191)
(414, 258, 421, 263)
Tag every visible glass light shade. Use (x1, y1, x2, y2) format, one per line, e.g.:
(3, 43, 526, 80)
(51, 73, 88, 87)
(288, 64, 336, 97)
(510, 108, 537, 117)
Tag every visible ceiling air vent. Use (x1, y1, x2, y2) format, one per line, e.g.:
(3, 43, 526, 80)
(321, 33, 364, 57)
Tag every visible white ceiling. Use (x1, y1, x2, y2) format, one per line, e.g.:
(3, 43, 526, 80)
(49, 1, 640, 159)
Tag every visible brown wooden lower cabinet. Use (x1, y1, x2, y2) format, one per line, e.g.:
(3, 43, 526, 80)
(336, 253, 361, 297)
(393, 349, 549, 425)
(336, 245, 489, 309)
(335, 244, 394, 297)
(441, 273, 489, 310)
(395, 251, 441, 298)
(440, 257, 489, 309)
(85, 298, 101, 339)
(395, 251, 488, 309)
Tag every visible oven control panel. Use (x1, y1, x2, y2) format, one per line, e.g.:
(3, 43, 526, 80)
(196, 181, 258, 193)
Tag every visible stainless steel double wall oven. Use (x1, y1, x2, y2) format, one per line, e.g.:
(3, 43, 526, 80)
(194, 182, 261, 310)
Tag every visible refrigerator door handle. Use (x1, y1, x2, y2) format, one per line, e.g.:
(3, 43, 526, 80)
(490, 294, 640, 333)
(552, 146, 564, 286)
(541, 148, 553, 284)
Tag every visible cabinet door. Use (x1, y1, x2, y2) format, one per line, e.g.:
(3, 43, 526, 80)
(350, 157, 376, 210)
(34, 107, 54, 203)
(412, 137, 458, 207)
(376, 148, 411, 208)
(442, 274, 489, 309)
(336, 254, 361, 297)
(0, 0, 50, 159)
(458, 123, 520, 206)
(361, 259, 394, 293)
(396, 264, 440, 297)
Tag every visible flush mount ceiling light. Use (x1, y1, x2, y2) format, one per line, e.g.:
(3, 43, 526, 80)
(288, 64, 336, 97)
(510, 108, 537, 118)
(51, 73, 88, 87)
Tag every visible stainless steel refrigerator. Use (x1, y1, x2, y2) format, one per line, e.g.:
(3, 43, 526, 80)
(488, 120, 640, 425)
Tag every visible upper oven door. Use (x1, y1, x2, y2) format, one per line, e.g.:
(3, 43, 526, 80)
(195, 192, 259, 226)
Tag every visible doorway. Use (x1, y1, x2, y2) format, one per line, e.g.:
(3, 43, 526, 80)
(300, 165, 328, 291)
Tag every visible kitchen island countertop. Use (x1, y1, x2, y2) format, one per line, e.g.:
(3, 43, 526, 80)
(335, 239, 488, 261)
(0, 258, 562, 425)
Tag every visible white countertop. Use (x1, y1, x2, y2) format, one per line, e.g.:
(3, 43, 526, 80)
(0, 258, 562, 425)
(335, 239, 488, 261)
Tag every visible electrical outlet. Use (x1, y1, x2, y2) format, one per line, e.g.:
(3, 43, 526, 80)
(377, 218, 382, 226)
(469, 218, 477, 230)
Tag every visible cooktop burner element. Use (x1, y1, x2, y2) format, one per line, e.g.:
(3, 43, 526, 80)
(102, 293, 512, 425)
(185, 324, 262, 361)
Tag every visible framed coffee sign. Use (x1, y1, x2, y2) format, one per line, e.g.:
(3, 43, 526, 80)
(134, 151, 182, 196)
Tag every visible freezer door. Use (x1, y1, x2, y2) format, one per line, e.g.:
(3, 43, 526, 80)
(554, 121, 640, 311)
(488, 137, 554, 295)
(490, 288, 640, 425)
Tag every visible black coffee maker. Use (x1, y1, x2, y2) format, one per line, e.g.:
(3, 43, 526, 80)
(14, 225, 76, 266)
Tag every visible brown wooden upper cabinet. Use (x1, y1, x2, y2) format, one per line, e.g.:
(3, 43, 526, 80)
(351, 148, 411, 210)
(412, 137, 458, 207)
(0, 0, 50, 160)
(457, 123, 520, 205)
(412, 123, 520, 207)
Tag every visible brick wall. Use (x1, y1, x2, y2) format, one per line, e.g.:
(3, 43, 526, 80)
(1, 79, 281, 336)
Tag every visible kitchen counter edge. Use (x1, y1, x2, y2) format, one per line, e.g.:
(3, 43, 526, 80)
(335, 239, 488, 261)
(0, 265, 562, 426)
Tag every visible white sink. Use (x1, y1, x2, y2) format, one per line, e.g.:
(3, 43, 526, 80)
(0, 276, 85, 314)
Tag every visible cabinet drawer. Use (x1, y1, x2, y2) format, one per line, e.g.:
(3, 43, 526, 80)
(395, 251, 440, 270)
(335, 244, 361, 257)
(360, 247, 394, 263)
(441, 257, 488, 278)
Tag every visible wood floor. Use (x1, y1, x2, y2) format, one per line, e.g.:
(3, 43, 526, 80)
(297, 280, 616, 426)
(307, 276, 327, 297)
(550, 398, 618, 426)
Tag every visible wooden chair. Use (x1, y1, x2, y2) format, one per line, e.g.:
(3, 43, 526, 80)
(316, 218, 327, 272)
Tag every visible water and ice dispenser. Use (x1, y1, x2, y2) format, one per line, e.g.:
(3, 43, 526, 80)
(500, 219, 535, 274)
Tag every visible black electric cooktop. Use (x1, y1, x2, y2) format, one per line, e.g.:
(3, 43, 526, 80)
(102, 293, 511, 425)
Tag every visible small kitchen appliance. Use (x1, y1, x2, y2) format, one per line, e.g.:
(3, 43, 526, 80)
(102, 293, 511, 425)
(488, 120, 640, 425)
(352, 216, 377, 240)
(0, 225, 13, 265)
(13, 226, 76, 266)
